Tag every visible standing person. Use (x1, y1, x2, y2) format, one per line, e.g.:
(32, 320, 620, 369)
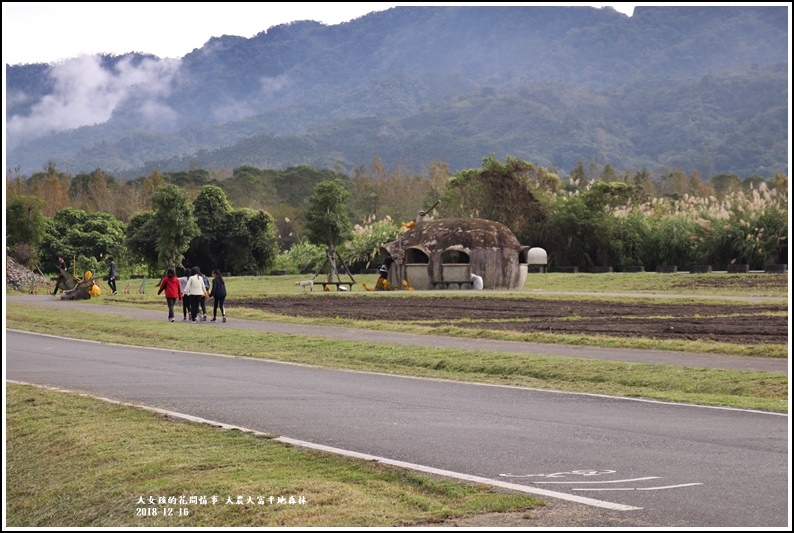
(209, 269, 227, 322)
(53, 255, 68, 295)
(183, 266, 208, 323)
(107, 256, 118, 295)
(157, 267, 182, 322)
(199, 270, 210, 321)
(178, 268, 190, 321)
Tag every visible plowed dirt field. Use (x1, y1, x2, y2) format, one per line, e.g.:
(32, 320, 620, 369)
(239, 287, 787, 346)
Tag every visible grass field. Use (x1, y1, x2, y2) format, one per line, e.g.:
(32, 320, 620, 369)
(6, 383, 543, 527)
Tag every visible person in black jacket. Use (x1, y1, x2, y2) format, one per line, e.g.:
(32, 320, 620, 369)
(209, 269, 227, 322)
(53, 255, 68, 295)
(107, 256, 118, 295)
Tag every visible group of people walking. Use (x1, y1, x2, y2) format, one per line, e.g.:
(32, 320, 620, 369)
(157, 266, 227, 323)
(52, 255, 227, 323)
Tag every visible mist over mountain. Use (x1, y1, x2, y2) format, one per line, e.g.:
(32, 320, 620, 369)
(5, 5, 789, 179)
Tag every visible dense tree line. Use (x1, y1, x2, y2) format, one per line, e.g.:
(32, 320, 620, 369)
(6, 158, 788, 281)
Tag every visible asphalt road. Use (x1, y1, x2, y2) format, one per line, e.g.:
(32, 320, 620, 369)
(6, 328, 789, 528)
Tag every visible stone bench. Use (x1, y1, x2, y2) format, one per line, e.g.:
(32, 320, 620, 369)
(726, 264, 749, 273)
(555, 266, 579, 273)
(764, 264, 788, 273)
(431, 281, 474, 290)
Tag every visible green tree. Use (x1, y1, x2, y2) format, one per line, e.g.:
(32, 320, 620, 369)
(222, 208, 279, 275)
(189, 185, 233, 273)
(271, 238, 327, 274)
(599, 163, 620, 182)
(124, 211, 160, 276)
(742, 175, 766, 190)
(39, 207, 126, 276)
(151, 184, 200, 270)
(25, 161, 71, 216)
(544, 181, 648, 269)
(769, 172, 787, 191)
(6, 195, 48, 250)
(442, 155, 559, 244)
(304, 178, 353, 281)
(710, 173, 742, 198)
(569, 161, 588, 184)
(632, 167, 656, 195)
(69, 168, 118, 214)
(657, 168, 689, 199)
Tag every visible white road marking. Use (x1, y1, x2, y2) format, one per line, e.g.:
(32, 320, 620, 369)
(276, 436, 641, 511)
(500, 469, 616, 478)
(533, 477, 660, 484)
(574, 483, 703, 491)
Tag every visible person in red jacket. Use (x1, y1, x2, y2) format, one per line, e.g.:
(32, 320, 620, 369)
(157, 267, 183, 322)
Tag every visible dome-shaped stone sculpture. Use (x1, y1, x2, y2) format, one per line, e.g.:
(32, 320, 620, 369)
(380, 218, 530, 290)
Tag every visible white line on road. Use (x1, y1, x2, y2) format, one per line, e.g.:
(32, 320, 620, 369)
(574, 483, 703, 491)
(533, 477, 660, 484)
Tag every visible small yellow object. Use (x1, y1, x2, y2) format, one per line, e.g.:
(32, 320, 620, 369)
(361, 282, 375, 291)
(89, 283, 101, 296)
(402, 280, 415, 290)
(84, 271, 93, 280)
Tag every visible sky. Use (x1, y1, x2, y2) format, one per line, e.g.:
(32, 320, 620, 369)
(2, 2, 638, 66)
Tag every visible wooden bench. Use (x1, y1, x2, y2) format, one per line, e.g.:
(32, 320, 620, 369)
(320, 282, 355, 291)
(431, 281, 473, 290)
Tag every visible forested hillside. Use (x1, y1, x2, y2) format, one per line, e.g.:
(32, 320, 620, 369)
(6, 5, 789, 179)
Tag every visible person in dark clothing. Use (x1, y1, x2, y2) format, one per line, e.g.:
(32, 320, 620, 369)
(197, 267, 209, 321)
(179, 268, 190, 320)
(376, 253, 394, 290)
(53, 256, 68, 295)
(209, 269, 227, 322)
(379, 255, 394, 280)
(107, 256, 118, 295)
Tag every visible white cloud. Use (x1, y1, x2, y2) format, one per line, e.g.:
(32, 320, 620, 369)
(7, 55, 180, 149)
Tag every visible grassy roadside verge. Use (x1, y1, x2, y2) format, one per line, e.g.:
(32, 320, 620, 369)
(7, 302, 787, 412)
(15, 290, 788, 358)
(6, 383, 542, 527)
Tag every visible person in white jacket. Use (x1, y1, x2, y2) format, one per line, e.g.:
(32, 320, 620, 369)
(183, 266, 208, 323)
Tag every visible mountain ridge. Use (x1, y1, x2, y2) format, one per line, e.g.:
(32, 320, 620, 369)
(6, 5, 789, 178)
